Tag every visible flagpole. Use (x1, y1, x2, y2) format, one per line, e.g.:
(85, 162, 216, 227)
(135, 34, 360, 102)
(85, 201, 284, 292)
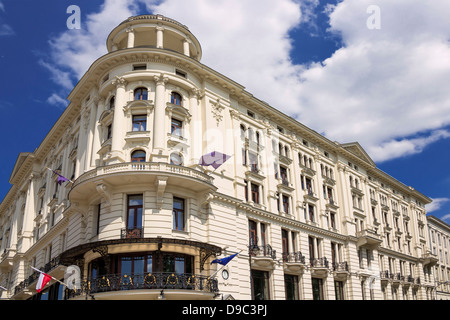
(208, 250, 242, 280)
(31, 266, 68, 287)
(45, 167, 74, 184)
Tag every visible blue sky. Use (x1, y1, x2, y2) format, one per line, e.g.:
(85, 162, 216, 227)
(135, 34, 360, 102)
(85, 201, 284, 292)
(0, 0, 449, 223)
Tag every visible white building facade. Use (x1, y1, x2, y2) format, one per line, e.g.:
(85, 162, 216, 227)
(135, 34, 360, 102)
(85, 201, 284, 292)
(427, 215, 450, 300)
(0, 15, 446, 300)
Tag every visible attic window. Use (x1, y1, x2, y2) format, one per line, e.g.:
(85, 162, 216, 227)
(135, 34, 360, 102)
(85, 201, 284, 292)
(247, 110, 255, 118)
(133, 64, 146, 71)
(176, 69, 187, 78)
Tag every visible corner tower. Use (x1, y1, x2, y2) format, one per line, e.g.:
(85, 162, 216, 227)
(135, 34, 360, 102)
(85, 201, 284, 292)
(107, 14, 202, 61)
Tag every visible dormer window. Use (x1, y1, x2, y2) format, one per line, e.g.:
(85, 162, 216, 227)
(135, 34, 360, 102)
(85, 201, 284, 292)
(134, 87, 148, 101)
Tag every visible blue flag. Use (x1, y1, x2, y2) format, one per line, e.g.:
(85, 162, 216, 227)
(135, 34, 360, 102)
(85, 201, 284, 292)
(211, 252, 238, 266)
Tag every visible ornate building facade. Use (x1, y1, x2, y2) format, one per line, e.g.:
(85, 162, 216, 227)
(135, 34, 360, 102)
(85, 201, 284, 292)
(0, 15, 447, 300)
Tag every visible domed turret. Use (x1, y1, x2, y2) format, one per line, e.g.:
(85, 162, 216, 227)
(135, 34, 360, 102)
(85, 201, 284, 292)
(106, 14, 202, 61)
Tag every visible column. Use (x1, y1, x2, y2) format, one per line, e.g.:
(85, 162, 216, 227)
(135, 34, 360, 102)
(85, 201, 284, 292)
(189, 89, 202, 164)
(156, 26, 164, 48)
(85, 100, 98, 171)
(183, 38, 190, 56)
(126, 27, 135, 49)
(21, 174, 37, 249)
(109, 76, 127, 163)
(91, 98, 105, 167)
(151, 74, 169, 162)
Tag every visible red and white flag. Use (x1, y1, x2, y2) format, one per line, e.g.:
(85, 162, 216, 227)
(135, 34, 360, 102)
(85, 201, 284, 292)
(32, 267, 52, 293)
(36, 272, 52, 293)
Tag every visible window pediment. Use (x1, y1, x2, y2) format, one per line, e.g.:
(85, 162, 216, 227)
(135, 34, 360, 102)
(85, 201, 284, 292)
(124, 100, 154, 116)
(166, 104, 191, 121)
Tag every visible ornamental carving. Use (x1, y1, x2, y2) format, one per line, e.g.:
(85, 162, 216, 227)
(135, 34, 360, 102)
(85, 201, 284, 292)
(210, 99, 225, 126)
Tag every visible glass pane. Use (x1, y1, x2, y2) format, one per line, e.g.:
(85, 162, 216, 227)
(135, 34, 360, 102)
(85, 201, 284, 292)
(147, 254, 153, 273)
(128, 195, 143, 206)
(177, 212, 184, 231)
(175, 256, 185, 274)
(163, 255, 175, 273)
(134, 256, 145, 274)
(136, 208, 142, 228)
(173, 198, 184, 210)
(128, 209, 135, 229)
(121, 257, 132, 275)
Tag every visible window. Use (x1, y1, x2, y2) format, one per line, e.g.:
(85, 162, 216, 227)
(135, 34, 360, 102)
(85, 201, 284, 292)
(131, 150, 146, 162)
(173, 197, 185, 231)
(171, 92, 183, 106)
(106, 124, 112, 140)
(134, 87, 148, 100)
(109, 96, 115, 109)
(282, 195, 289, 214)
(133, 64, 146, 71)
(170, 152, 183, 166)
(249, 153, 258, 172)
(249, 220, 257, 246)
(251, 183, 259, 204)
(176, 69, 187, 78)
(285, 274, 299, 300)
(312, 278, 324, 300)
(95, 204, 101, 236)
(334, 281, 345, 300)
(171, 118, 183, 137)
(252, 270, 270, 300)
(280, 166, 288, 184)
(132, 115, 147, 131)
(282, 229, 289, 256)
(127, 195, 143, 232)
(308, 204, 315, 222)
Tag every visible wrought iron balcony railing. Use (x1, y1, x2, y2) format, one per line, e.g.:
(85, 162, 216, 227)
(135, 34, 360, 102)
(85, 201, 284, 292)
(248, 244, 276, 260)
(310, 257, 329, 268)
(66, 272, 218, 298)
(121, 227, 144, 239)
(282, 251, 306, 264)
(332, 261, 348, 272)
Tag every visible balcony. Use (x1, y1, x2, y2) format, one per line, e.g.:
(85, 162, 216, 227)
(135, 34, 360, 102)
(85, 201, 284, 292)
(356, 229, 382, 249)
(421, 251, 439, 266)
(248, 244, 276, 270)
(70, 162, 217, 206)
(66, 272, 218, 300)
(282, 251, 306, 274)
(121, 227, 144, 239)
(332, 261, 349, 280)
(310, 257, 329, 278)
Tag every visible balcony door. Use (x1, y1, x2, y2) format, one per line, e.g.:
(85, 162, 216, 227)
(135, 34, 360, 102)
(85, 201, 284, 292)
(127, 195, 143, 236)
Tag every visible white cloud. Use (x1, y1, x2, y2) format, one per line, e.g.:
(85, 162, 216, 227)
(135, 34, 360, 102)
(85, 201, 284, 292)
(0, 1, 14, 36)
(47, 93, 69, 108)
(426, 198, 450, 213)
(296, 0, 450, 162)
(44, 0, 141, 81)
(44, 0, 450, 163)
(441, 214, 450, 223)
(0, 23, 13, 36)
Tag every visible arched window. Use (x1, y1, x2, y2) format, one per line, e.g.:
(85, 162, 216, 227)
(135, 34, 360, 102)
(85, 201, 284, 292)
(171, 92, 183, 106)
(134, 87, 148, 101)
(131, 150, 146, 162)
(170, 152, 183, 166)
(109, 96, 115, 109)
